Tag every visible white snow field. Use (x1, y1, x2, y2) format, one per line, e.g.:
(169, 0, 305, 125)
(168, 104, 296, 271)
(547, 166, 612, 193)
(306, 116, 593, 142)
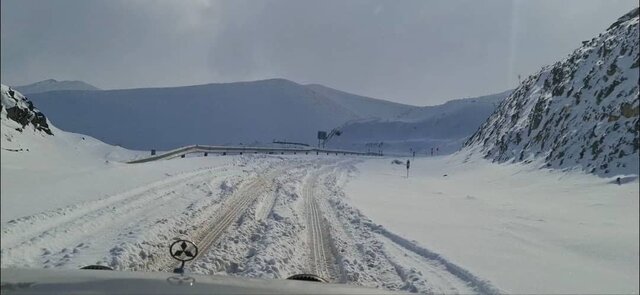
(346, 154, 639, 294)
(3, 140, 638, 294)
(2, 83, 492, 294)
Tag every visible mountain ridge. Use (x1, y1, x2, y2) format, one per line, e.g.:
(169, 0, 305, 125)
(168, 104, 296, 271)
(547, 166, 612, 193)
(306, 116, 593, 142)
(330, 90, 512, 154)
(14, 79, 100, 94)
(26, 79, 414, 150)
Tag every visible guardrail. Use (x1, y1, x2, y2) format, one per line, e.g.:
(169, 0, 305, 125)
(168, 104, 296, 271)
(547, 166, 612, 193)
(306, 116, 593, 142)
(127, 145, 379, 164)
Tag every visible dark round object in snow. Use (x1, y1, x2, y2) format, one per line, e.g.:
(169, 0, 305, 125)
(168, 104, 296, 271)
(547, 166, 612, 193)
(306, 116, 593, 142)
(80, 265, 114, 270)
(286, 274, 329, 283)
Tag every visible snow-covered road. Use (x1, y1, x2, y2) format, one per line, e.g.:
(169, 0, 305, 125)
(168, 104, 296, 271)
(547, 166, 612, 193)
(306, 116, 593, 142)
(1, 155, 498, 294)
(4, 151, 636, 294)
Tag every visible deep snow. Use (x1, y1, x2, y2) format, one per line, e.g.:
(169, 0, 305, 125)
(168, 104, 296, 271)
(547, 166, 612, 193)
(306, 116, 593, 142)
(345, 154, 639, 294)
(3, 144, 637, 294)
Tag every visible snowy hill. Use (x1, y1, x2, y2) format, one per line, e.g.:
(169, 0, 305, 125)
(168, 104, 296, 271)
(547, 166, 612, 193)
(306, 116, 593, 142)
(1, 84, 138, 165)
(463, 8, 639, 176)
(14, 79, 100, 95)
(397, 90, 510, 122)
(28, 79, 414, 150)
(329, 90, 511, 154)
(305, 84, 414, 119)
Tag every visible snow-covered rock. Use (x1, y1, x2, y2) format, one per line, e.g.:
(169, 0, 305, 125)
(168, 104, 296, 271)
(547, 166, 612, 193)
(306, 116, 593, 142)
(463, 8, 639, 176)
(1, 84, 53, 136)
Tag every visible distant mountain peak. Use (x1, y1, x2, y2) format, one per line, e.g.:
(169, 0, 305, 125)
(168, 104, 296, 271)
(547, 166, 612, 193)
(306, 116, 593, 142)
(14, 79, 100, 95)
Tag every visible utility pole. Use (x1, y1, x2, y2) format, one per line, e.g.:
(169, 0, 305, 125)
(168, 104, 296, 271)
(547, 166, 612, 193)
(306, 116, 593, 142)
(317, 129, 341, 149)
(406, 159, 410, 178)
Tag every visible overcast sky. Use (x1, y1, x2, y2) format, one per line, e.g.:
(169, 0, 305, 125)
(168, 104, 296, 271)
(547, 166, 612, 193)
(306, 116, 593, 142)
(1, 0, 637, 105)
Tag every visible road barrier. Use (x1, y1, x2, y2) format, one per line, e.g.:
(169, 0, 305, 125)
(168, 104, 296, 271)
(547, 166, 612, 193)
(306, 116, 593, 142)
(127, 145, 380, 164)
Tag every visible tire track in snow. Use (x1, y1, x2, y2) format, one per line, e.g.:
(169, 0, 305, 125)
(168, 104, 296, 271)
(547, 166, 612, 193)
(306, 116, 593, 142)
(369, 224, 501, 294)
(0, 168, 228, 269)
(1, 167, 226, 250)
(302, 167, 340, 281)
(377, 233, 474, 294)
(254, 183, 278, 222)
(318, 161, 499, 294)
(159, 167, 283, 271)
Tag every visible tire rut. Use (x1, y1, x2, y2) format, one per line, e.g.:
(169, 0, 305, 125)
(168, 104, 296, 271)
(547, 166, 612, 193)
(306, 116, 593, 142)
(158, 168, 282, 272)
(303, 168, 340, 281)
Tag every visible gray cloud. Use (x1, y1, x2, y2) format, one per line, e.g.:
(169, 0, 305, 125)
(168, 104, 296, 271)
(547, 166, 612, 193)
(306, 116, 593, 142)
(1, 0, 637, 105)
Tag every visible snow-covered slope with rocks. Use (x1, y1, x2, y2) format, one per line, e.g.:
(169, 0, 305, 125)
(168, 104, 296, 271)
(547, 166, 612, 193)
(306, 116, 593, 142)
(0, 85, 140, 171)
(14, 79, 100, 95)
(1, 84, 53, 137)
(329, 90, 511, 154)
(1, 84, 147, 221)
(463, 8, 639, 177)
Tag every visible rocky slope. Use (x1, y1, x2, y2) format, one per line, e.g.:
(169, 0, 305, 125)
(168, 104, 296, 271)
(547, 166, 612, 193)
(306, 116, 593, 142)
(1, 84, 53, 136)
(463, 8, 639, 176)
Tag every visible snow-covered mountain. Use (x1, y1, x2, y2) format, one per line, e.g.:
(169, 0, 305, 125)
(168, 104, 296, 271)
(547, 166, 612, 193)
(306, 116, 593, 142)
(463, 8, 639, 176)
(396, 90, 510, 122)
(329, 90, 511, 154)
(305, 84, 414, 119)
(14, 79, 100, 95)
(28, 79, 414, 150)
